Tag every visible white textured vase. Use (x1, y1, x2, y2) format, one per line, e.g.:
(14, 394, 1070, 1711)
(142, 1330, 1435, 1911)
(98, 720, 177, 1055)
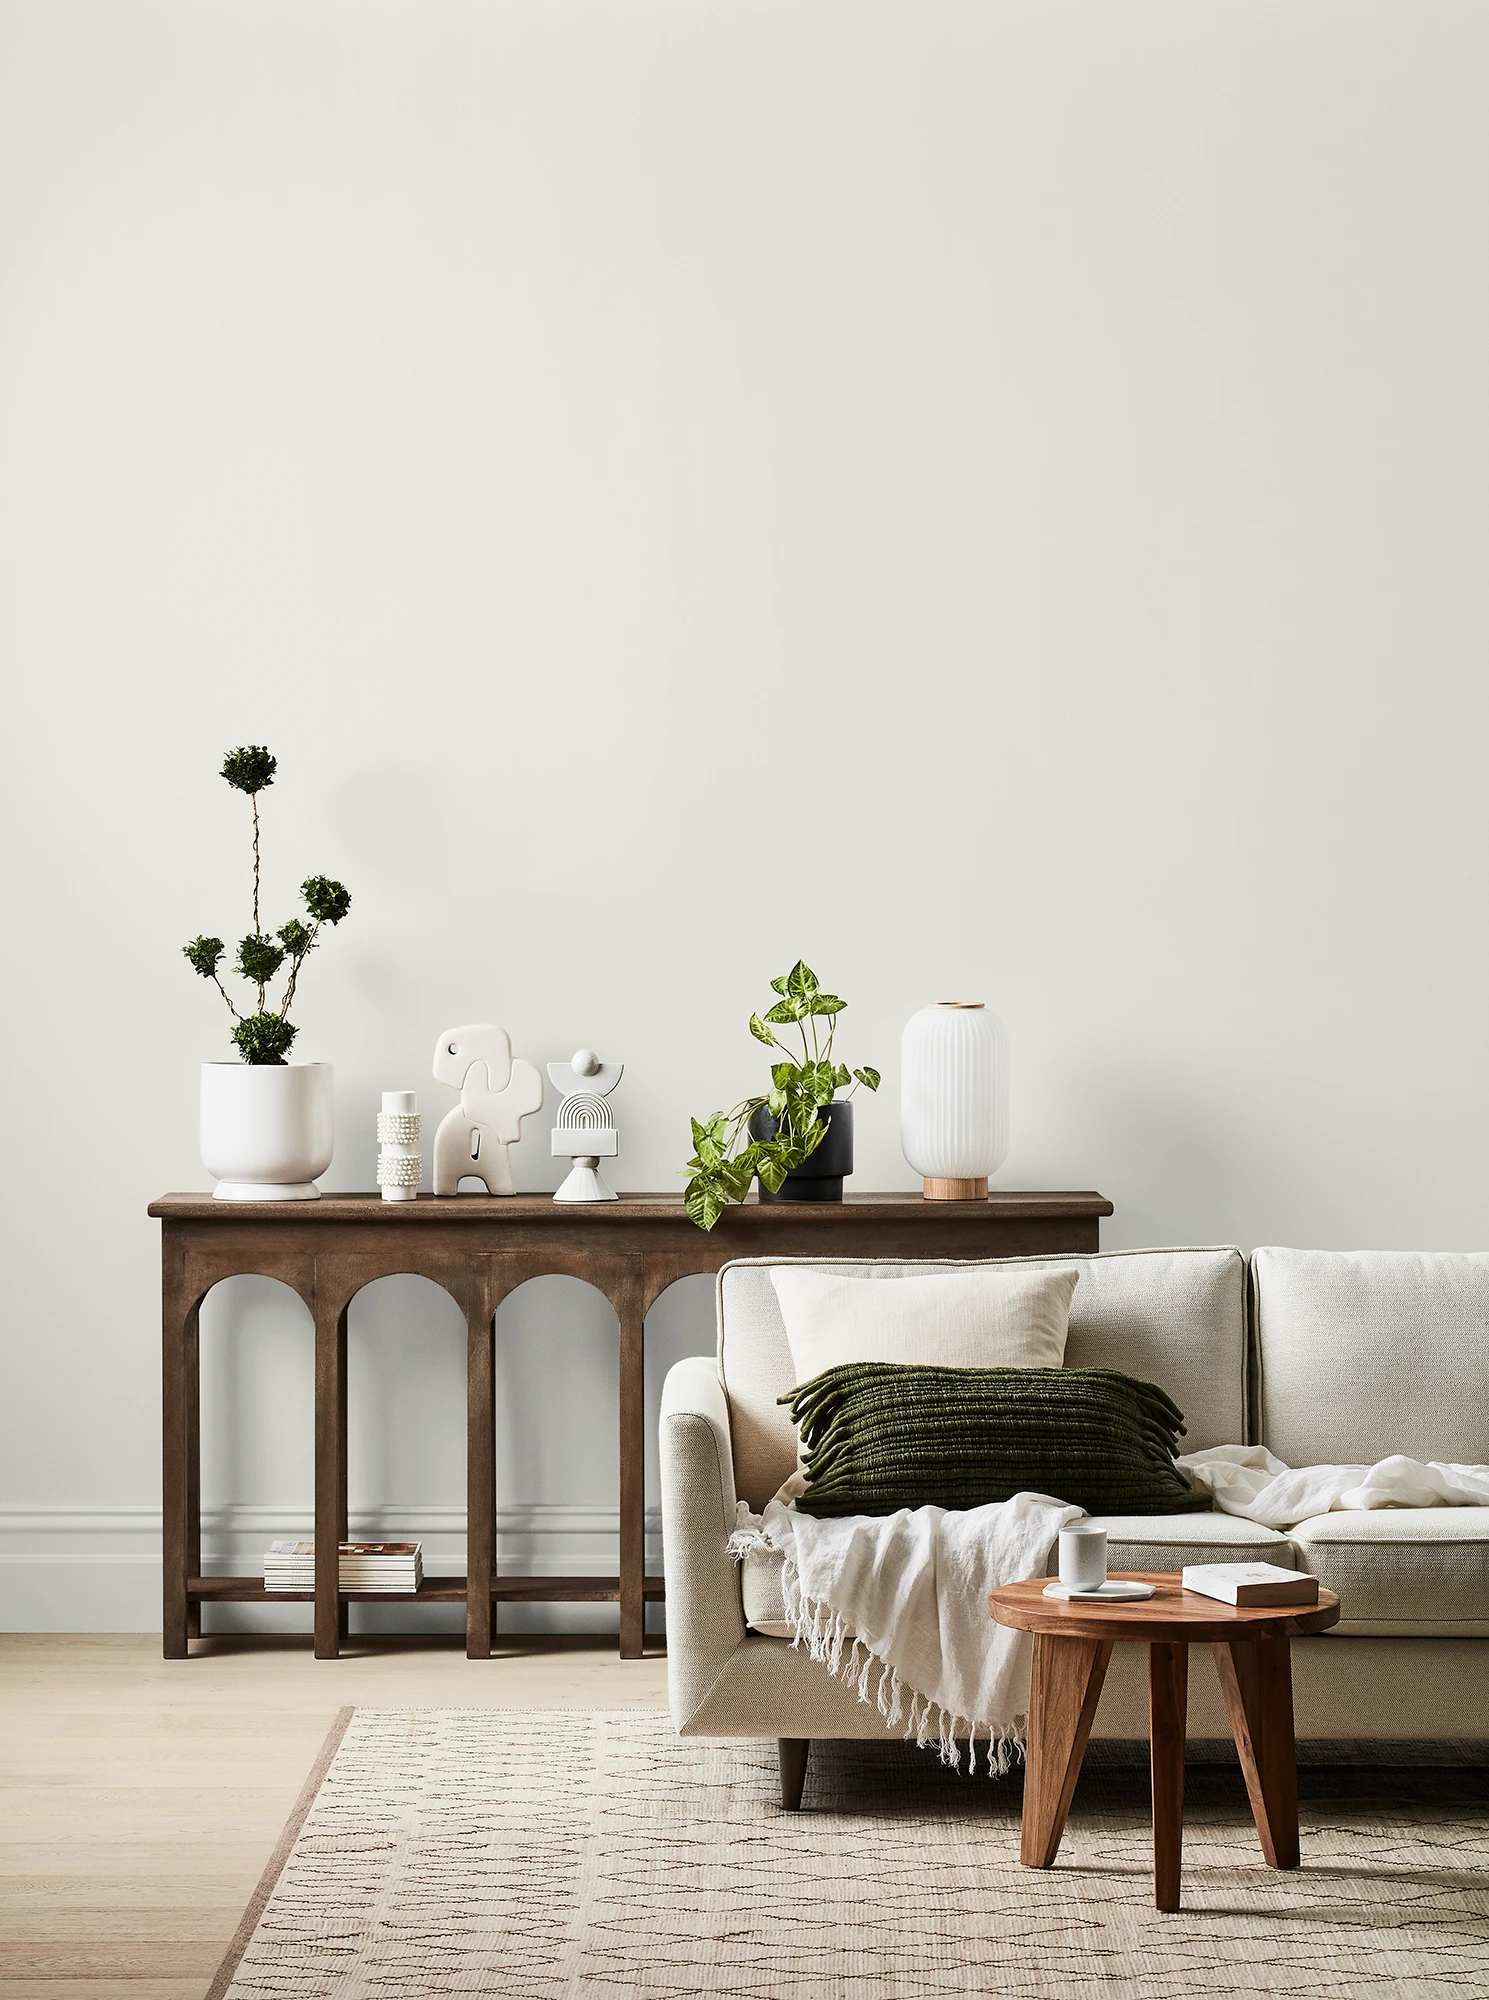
(900, 1002, 1009, 1200)
(200, 1061, 335, 1201)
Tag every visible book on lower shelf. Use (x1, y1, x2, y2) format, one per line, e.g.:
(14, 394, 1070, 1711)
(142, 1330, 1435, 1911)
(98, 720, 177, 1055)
(1181, 1561, 1319, 1607)
(263, 1540, 424, 1593)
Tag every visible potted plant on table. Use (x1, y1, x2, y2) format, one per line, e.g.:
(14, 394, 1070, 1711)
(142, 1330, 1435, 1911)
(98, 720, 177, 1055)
(682, 961, 880, 1231)
(182, 746, 351, 1200)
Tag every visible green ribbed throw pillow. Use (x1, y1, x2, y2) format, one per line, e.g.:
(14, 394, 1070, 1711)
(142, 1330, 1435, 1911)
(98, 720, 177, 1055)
(780, 1363, 1208, 1518)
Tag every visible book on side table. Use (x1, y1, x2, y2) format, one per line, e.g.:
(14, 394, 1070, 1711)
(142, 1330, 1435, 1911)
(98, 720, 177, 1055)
(1181, 1561, 1319, 1607)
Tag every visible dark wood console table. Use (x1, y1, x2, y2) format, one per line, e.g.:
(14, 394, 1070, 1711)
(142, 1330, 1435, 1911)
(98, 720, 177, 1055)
(150, 1189, 1112, 1661)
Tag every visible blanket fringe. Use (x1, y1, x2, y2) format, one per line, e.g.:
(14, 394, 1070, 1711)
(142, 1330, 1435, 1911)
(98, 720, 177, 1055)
(787, 1573, 1022, 1775)
(728, 1507, 1026, 1776)
(726, 1511, 772, 1561)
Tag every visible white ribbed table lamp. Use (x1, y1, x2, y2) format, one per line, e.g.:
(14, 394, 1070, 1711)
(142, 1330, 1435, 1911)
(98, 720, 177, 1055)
(900, 1001, 1010, 1200)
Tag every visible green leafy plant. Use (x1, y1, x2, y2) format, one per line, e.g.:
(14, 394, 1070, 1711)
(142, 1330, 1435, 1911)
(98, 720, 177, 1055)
(182, 746, 351, 1065)
(682, 961, 880, 1231)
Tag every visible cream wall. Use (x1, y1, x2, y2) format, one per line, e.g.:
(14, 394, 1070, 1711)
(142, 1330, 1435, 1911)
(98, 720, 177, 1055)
(2, 1, 1486, 1631)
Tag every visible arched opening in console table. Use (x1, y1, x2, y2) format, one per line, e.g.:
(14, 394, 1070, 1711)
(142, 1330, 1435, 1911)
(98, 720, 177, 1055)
(171, 1274, 314, 1649)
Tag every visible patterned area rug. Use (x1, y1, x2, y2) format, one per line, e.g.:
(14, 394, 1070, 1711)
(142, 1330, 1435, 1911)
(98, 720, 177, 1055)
(212, 1708, 1489, 1998)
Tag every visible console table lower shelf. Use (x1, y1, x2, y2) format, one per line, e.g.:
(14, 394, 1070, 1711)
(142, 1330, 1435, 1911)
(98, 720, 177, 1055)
(151, 1187, 1111, 1662)
(188, 1575, 668, 1605)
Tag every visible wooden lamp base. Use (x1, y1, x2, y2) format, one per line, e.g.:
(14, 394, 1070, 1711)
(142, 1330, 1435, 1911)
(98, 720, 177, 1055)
(923, 1177, 989, 1201)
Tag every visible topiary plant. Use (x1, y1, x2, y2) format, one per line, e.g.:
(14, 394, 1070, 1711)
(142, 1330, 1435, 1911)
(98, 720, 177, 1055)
(182, 746, 351, 1064)
(682, 960, 879, 1230)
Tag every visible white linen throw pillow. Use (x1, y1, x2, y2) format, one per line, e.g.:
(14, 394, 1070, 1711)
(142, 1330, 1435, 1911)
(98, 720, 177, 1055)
(769, 1263, 1078, 1384)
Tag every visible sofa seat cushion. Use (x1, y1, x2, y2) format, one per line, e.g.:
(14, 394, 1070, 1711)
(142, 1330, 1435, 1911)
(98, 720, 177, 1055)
(738, 1509, 1292, 1639)
(740, 1541, 795, 1638)
(1289, 1509, 1489, 1635)
(1049, 1511, 1297, 1576)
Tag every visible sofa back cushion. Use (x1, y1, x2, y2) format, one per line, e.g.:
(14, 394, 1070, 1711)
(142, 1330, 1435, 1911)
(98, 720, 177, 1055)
(1252, 1248, 1489, 1467)
(716, 1247, 1247, 1511)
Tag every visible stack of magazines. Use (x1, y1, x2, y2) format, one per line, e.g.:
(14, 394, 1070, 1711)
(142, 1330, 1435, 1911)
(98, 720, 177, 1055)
(263, 1540, 423, 1593)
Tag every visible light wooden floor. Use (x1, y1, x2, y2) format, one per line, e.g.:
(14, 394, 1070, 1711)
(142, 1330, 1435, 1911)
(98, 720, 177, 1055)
(0, 1633, 670, 1998)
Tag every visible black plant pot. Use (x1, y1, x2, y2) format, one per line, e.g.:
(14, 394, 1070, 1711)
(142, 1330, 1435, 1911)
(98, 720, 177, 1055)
(748, 1099, 854, 1203)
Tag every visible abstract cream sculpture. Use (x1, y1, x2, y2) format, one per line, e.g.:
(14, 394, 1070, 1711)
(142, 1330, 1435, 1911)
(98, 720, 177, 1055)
(432, 1024, 544, 1196)
(547, 1048, 623, 1203)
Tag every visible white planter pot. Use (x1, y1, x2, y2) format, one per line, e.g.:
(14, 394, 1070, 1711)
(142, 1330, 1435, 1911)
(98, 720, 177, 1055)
(200, 1061, 334, 1201)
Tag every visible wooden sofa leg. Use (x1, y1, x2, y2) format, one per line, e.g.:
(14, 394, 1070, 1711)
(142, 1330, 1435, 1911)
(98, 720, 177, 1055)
(779, 1738, 810, 1811)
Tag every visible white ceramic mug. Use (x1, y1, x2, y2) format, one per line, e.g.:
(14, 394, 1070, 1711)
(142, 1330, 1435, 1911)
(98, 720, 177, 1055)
(1058, 1525, 1107, 1592)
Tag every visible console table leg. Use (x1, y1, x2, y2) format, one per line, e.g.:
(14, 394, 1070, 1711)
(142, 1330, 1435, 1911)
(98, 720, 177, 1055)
(162, 1274, 198, 1661)
(1215, 1637, 1300, 1869)
(466, 1303, 495, 1660)
(314, 1302, 348, 1659)
(1149, 1640, 1188, 1911)
(185, 1319, 202, 1643)
(615, 1272, 646, 1658)
(337, 1304, 350, 1647)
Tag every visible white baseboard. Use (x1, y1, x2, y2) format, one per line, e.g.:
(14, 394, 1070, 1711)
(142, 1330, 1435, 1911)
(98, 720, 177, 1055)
(0, 1503, 666, 1634)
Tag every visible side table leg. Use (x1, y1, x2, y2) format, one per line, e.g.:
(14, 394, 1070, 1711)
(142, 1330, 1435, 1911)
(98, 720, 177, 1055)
(1149, 1640, 1188, 1911)
(614, 1271, 646, 1659)
(466, 1302, 495, 1660)
(1215, 1638, 1300, 1868)
(314, 1302, 348, 1659)
(1021, 1634, 1113, 1868)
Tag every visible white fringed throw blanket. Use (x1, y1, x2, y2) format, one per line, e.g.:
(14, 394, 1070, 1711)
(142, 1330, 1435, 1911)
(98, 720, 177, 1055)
(1177, 1445, 1489, 1528)
(731, 1450, 1489, 1773)
(729, 1492, 1080, 1772)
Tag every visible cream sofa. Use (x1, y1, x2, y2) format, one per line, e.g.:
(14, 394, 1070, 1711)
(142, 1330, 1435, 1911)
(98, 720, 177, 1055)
(659, 1247, 1489, 1792)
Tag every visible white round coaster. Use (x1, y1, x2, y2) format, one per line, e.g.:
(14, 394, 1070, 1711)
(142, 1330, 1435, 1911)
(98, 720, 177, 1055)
(1042, 1579, 1157, 1602)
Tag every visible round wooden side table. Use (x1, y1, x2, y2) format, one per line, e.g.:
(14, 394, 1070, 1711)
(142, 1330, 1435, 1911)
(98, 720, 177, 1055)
(989, 1571, 1341, 1911)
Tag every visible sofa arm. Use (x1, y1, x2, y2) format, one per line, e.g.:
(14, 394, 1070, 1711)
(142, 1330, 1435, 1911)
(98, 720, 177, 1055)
(660, 1355, 746, 1731)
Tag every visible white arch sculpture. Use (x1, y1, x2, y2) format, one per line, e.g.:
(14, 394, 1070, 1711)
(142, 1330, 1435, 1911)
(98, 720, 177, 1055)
(548, 1049, 624, 1203)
